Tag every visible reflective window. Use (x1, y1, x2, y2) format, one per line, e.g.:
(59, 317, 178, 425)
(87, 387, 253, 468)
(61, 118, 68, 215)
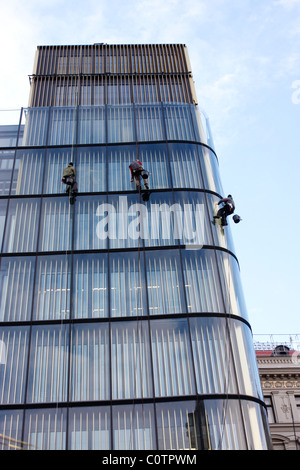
(39, 197, 72, 251)
(164, 103, 195, 141)
(0, 150, 15, 195)
(110, 251, 146, 318)
(70, 323, 110, 402)
(0, 256, 35, 322)
(0, 326, 30, 404)
(204, 399, 247, 449)
(76, 146, 106, 193)
(27, 325, 69, 404)
(107, 144, 137, 192)
(107, 194, 141, 249)
(156, 401, 205, 450)
(33, 255, 71, 321)
(111, 321, 152, 400)
(169, 143, 203, 189)
(182, 249, 224, 313)
(136, 104, 164, 142)
(173, 191, 212, 247)
(112, 404, 155, 450)
(107, 105, 134, 143)
(146, 250, 186, 315)
(241, 401, 272, 450)
(43, 148, 73, 194)
(189, 317, 237, 394)
(144, 192, 178, 248)
(74, 195, 107, 250)
(78, 106, 106, 144)
(150, 318, 195, 397)
(0, 410, 24, 450)
(200, 147, 223, 194)
(68, 406, 110, 450)
(24, 408, 67, 450)
(73, 253, 108, 319)
(230, 320, 263, 399)
(12, 149, 44, 195)
(3, 198, 40, 253)
(138, 143, 171, 189)
(217, 251, 249, 320)
(48, 107, 76, 146)
(21, 108, 49, 146)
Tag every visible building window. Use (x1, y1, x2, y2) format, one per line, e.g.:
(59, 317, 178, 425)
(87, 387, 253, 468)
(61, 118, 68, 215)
(264, 396, 275, 424)
(0, 256, 35, 322)
(3, 198, 40, 253)
(150, 318, 195, 397)
(68, 406, 110, 450)
(70, 323, 110, 402)
(24, 408, 67, 450)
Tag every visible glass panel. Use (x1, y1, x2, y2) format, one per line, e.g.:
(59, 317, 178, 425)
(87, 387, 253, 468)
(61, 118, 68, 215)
(48, 107, 76, 146)
(0, 256, 35, 322)
(27, 325, 69, 403)
(0, 150, 15, 195)
(73, 253, 108, 319)
(164, 103, 195, 141)
(241, 401, 272, 450)
(156, 401, 205, 450)
(0, 199, 7, 250)
(111, 321, 152, 400)
(182, 250, 224, 313)
(138, 143, 170, 189)
(192, 107, 215, 150)
(39, 197, 72, 251)
(189, 317, 236, 394)
(110, 251, 146, 318)
(230, 320, 263, 399)
(22, 108, 49, 146)
(144, 192, 179, 248)
(136, 104, 164, 142)
(0, 410, 24, 450)
(43, 148, 73, 194)
(108, 193, 145, 249)
(204, 399, 247, 450)
(12, 149, 44, 195)
(169, 143, 203, 189)
(3, 198, 40, 253)
(107, 144, 137, 192)
(69, 406, 110, 450)
(70, 323, 110, 401)
(146, 250, 186, 315)
(33, 255, 71, 321)
(200, 147, 223, 194)
(76, 146, 106, 193)
(0, 326, 30, 404)
(74, 195, 107, 250)
(78, 106, 106, 144)
(107, 105, 134, 143)
(24, 408, 67, 450)
(150, 318, 195, 397)
(112, 404, 156, 450)
(217, 251, 249, 320)
(173, 191, 210, 248)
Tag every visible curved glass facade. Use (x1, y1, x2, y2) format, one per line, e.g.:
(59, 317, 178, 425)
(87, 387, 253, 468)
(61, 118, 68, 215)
(0, 43, 272, 450)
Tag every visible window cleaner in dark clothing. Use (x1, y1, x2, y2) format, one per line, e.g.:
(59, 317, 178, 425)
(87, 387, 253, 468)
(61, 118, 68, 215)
(62, 162, 78, 194)
(214, 194, 235, 226)
(129, 159, 149, 190)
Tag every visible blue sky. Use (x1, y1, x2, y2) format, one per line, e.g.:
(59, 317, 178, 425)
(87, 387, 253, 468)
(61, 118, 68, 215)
(0, 0, 299, 335)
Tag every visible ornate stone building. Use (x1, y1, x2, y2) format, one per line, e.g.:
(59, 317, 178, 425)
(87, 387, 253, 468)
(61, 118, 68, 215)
(255, 336, 300, 450)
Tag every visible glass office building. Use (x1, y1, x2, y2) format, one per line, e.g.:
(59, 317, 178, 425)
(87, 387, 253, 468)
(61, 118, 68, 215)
(0, 44, 272, 450)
